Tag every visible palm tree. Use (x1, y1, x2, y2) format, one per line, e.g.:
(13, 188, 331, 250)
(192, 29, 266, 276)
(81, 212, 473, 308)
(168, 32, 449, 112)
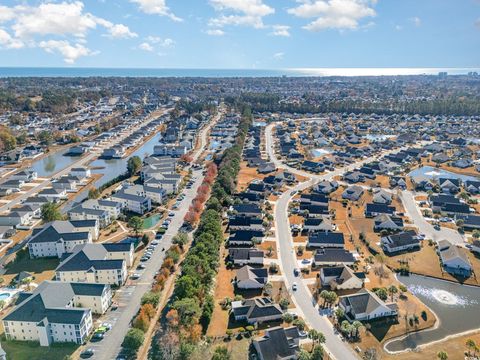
(437, 351, 448, 360)
(388, 285, 398, 301)
(466, 339, 477, 357)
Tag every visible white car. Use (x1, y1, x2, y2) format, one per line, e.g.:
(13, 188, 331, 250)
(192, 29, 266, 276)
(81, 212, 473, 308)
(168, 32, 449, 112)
(292, 282, 298, 291)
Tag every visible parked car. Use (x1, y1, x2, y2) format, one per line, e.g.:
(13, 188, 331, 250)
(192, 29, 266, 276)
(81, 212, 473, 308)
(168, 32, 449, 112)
(292, 282, 298, 291)
(81, 349, 95, 358)
(91, 332, 104, 341)
(130, 273, 141, 280)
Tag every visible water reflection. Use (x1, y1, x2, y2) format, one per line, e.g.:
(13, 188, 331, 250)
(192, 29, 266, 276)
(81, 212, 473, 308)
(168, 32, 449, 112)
(385, 274, 480, 352)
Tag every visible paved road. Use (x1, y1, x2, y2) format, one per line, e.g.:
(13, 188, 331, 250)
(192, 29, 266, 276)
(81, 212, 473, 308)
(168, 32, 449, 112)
(89, 109, 221, 360)
(0, 109, 171, 214)
(265, 123, 433, 360)
(90, 167, 205, 360)
(399, 190, 465, 246)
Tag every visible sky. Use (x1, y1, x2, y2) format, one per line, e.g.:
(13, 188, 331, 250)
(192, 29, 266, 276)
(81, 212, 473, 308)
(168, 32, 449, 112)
(0, 0, 479, 69)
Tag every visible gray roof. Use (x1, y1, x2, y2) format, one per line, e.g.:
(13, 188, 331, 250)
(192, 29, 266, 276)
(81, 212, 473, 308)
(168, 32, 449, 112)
(253, 326, 300, 360)
(56, 243, 124, 272)
(29, 221, 91, 245)
(3, 281, 100, 324)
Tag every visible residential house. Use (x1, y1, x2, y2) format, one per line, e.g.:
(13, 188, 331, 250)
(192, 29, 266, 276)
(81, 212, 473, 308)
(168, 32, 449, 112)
(235, 266, 268, 290)
(231, 297, 283, 324)
(307, 232, 344, 248)
(111, 189, 151, 214)
(374, 214, 404, 232)
(313, 248, 356, 266)
(365, 203, 395, 218)
(28, 220, 98, 259)
(437, 240, 472, 277)
(342, 186, 364, 201)
(2, 281, 112, 346)
(338, 289, 398, 321)
(55, 243, 129, 286)
(253, 326, 302, 360)
(320, 265, 364, 290)
(229, 248, 264, 266)
(381, 230, 420, 254)
(303, 216, 334, 232)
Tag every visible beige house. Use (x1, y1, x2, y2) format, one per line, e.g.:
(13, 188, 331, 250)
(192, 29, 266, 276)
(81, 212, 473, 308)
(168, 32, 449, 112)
(2, 281, 111, 346)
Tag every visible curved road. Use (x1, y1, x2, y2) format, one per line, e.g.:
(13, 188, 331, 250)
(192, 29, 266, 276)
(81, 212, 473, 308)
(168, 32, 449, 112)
(265, 122, 433, 360)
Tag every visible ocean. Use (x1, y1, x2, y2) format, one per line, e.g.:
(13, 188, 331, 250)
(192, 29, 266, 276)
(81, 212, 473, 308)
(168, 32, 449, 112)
(0, 67, 478, 78)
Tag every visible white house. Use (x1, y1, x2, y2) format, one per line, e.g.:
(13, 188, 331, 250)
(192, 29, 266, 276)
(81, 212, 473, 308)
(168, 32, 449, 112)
(339, 289, 398, 321)
(111, 189, 151, 214)
(55, 243, 130, 285)
(27, 220, 97, 259)
(2, 281, 112, 346)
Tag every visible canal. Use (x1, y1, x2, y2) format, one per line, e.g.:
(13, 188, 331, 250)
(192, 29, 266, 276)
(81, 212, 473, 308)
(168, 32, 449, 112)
(30, 147, 80, 177)
(63, 131, 163, 211)
(385, 274, 480, 353)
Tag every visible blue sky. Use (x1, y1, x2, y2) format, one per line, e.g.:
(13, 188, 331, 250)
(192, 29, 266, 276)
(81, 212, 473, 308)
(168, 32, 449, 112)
(0, 0, 478, 68)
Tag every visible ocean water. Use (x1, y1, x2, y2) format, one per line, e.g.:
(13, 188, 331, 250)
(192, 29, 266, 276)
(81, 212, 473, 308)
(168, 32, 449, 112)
(0, 67, 478, 78)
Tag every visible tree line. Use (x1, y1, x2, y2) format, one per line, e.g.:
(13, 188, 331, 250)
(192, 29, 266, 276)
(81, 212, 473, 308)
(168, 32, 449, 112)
(149, 105, 252, 360)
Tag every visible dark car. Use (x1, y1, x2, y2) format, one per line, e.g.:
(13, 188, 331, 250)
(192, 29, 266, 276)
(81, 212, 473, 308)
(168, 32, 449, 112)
(80, 349, 95, 358)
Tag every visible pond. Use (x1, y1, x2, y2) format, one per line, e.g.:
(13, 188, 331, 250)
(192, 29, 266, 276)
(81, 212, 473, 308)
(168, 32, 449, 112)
(30, 148, 80, 177)
(408, 166, 479, 183)
(384, 274, 480, 353)
(143, 214, 162, 229)
(310, 148, 332, 157)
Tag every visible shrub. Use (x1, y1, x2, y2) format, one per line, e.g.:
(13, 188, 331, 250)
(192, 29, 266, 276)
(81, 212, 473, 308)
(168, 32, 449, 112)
(122, 328, 144, 352)
(141, 291, 160, 307)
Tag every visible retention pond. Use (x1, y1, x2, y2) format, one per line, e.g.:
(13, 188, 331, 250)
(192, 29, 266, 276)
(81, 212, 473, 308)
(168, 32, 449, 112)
(385, 274, 480, 353)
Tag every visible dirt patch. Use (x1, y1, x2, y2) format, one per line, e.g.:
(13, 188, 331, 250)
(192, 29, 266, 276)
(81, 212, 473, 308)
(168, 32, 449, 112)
(206, 246, 235, 338)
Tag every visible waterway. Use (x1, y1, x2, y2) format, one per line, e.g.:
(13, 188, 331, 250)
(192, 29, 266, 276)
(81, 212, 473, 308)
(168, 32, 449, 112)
(385, 274, 480, 353)
(30, 148, 79, 177)
(62, 132, 163, 211)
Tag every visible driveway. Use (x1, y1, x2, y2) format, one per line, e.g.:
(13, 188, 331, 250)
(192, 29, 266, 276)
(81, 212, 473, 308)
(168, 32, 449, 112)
(399, 190, 465, 246)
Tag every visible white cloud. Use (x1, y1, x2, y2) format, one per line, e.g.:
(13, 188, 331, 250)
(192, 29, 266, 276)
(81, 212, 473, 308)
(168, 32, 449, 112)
(12, 2, 98, 39)
(130, 0, 182, 22)
(0, 6, 16, 23)
(273, 52, 285, 60)
(144, 36, 174, 46)
(139, 36, 174, 52)
(0, 1, 136, 62)
(288, 0, 376, 31)
(39, 40, 96, 63)
(0, 29, 24, 49)
(139, 42, 154, 51)
(395, 24, 402, 31)
(270, 25, 291, 37)
(410, 16, 421, 27)
(206, 29, 225, 36)
(105, 24, 138, 39)
(208, 0, 274, 30)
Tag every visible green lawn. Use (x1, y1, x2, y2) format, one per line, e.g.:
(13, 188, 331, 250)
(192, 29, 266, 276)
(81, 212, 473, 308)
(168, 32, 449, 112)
(3, 249, 59, 284)
(1, 339, 78, 360)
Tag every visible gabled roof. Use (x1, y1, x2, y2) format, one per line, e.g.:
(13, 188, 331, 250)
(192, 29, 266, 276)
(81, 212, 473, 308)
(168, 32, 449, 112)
(56, 243, 124, 272)
(236, 265, 268, 285)
(3, 281, 102, 324)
